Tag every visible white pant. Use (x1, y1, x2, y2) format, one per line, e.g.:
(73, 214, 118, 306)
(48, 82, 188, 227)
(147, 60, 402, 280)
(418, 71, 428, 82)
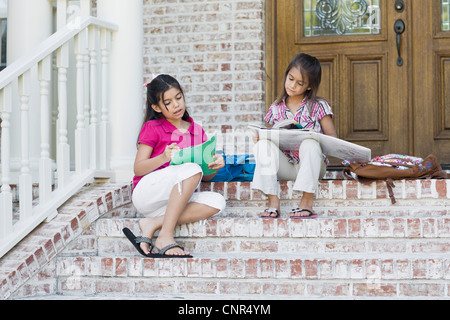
(251, 139, 327, 196)
(132, 163, 226, 217)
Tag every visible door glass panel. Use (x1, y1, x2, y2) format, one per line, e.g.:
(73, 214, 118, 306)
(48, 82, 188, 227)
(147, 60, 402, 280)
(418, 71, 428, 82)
(443, 0, 450, 31)
(304, 0, 381, 37)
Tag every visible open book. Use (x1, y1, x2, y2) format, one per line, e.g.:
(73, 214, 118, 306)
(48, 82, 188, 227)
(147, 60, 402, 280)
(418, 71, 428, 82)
(249, 123, 371, 162)
(170, 134, 217, 175)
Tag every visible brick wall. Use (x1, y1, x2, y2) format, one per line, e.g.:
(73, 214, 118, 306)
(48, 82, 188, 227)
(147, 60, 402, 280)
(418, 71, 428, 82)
(143, 0, 266, 153)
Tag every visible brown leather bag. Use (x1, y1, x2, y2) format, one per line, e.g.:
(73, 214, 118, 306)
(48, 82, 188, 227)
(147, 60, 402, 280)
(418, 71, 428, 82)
(343, 154, 447, 204)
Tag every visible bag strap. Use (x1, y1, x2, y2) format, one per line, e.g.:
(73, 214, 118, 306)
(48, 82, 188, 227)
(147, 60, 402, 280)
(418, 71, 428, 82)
(386, 178, 396, 204)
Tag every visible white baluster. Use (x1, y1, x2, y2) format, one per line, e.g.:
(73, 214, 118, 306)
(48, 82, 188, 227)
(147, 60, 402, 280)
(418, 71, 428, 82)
(18, 70, 33, 221)
(100, 29, 111, 171)
(89, 26, 99, 170)
(0, 85, 13, 240)
(57, 43, 70, 187)
(75, 32, 88, 174)
(83, 30, 91, 135)
(38, 56, 53, 205)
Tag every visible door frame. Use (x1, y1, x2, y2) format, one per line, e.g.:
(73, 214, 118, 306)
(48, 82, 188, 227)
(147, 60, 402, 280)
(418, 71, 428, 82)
(265, 0, 277, 114)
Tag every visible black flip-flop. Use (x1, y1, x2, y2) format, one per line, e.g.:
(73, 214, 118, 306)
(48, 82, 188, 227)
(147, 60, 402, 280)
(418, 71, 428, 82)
(122, 228, 193, 259)
(260, 208, 280, 219)
(123, 228, 154, 257)
(151, 243, 193, 259)
(290, 208, 318, 220)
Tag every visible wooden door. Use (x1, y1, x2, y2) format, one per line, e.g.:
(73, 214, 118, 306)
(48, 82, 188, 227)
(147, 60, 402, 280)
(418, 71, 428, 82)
(267, 0, 450, 165)
(413, 1, 450, 165)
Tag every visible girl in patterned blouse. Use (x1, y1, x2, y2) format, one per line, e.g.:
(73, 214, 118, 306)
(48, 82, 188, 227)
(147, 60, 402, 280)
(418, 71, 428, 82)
(252, 53, 338, 219)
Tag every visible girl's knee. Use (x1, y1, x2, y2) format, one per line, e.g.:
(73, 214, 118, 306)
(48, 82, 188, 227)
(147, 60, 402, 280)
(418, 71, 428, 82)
(299, 139, 322, 154)
(181, 163, 203, 181)
(194, 192, 226, 215)
(213, 193, 226, 213)
(255, 139, 277, 152)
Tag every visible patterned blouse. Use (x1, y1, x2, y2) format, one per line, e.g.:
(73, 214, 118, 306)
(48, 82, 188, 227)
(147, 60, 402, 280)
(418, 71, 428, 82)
(264, 97, 334, 164)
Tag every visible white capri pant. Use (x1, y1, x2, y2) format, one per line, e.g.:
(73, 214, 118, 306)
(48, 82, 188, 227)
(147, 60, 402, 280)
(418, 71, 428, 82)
(251, 139, 327, 196)
(132, 163, 226, 217)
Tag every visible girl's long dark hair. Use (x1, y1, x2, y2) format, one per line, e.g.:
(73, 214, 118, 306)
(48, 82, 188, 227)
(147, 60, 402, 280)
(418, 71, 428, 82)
(276, 53, 322, 112)
(143, 74, 190, 123)
(137, 75, 190, 147)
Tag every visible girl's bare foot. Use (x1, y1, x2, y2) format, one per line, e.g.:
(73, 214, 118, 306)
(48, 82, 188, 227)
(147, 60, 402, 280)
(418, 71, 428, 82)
(138, 218, 161, 255)
(290, 192, 315, 218)
(261, 194, 281, 218)
(154, 234, 190, 256)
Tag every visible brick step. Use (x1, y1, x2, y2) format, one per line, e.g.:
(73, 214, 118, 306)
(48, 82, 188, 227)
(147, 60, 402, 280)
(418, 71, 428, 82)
(104, 216, 450, 238)
(50, 255, 449, 299)
(95, 217, 450, 255)
(202, 180, 449, 202)
(4, 181, 450, 300)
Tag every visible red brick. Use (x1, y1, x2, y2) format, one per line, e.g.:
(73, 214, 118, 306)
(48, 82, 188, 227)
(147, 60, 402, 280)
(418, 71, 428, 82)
(399, 283, 443, 297)
(239, 182, 251, 200)
(180, 280, 217, 294)
(274, 259, 289, 278)
(260, 259, 273, 278)
(412, 259, 427, 278)
(318, 260, 333, 279)
(215, 259, 229, 278)
(396, 260, 411, 279)
(407, 218, 422, 237)
(305, 260, 318, 279)
(262, 282, 305, 295)
(307, 282, 350, 296)
(229, 258, 244, 278)
(101, 258, 114, 276)
(422, 218, 436, 237)
(348, 219, 362, 237)
(435, 180, 447, 198)
(219, 281, 261, 295)
(226, 182, 237, 199)
(334, 219, 347, 237)
(419, 180, 432, 198)
(290, 259, 303, 279)
(438, 218, 450, 237)
(245, 259, 258, 278)
(353, 283, 397, 297)
(345, 181, 358, 199)
(380, 259, 395, 279)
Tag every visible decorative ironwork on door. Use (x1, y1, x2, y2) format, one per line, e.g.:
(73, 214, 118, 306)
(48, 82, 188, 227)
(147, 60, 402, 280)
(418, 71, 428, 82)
(304, 0, 381, 37)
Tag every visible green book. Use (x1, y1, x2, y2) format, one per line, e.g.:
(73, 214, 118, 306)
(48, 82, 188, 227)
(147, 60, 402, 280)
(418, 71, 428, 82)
(170, 134, 217, 175)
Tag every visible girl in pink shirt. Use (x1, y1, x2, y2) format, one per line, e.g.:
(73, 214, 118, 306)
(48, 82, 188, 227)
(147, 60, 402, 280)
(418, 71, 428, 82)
(124, 75, 225, 258)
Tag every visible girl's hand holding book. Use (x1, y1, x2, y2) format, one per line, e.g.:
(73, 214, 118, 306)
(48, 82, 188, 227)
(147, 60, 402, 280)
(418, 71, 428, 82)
(163, 143, 180, 162)
(208, 154, 225, 171)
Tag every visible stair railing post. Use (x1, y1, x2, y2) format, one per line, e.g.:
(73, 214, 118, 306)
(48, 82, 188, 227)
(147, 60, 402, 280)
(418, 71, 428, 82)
(38, 56, 53, 205)
(100, 28, 111, 171)
(74, 31, 88, 174)
(18, 70, 33, 221)
(56, 43, 70, 188)
(0, 84, 13, 240)
(88, 26, 99, 170)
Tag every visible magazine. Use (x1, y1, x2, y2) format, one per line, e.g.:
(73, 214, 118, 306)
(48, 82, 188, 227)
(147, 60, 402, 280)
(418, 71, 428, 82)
(248, 123, 371, 162)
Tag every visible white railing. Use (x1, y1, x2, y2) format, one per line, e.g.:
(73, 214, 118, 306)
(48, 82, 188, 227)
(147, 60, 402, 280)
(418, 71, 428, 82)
(0, 2, 118, 258)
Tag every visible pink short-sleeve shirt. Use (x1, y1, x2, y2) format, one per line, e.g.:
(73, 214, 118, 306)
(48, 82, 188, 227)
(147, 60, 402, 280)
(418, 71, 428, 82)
(132, 117, 207, 189)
